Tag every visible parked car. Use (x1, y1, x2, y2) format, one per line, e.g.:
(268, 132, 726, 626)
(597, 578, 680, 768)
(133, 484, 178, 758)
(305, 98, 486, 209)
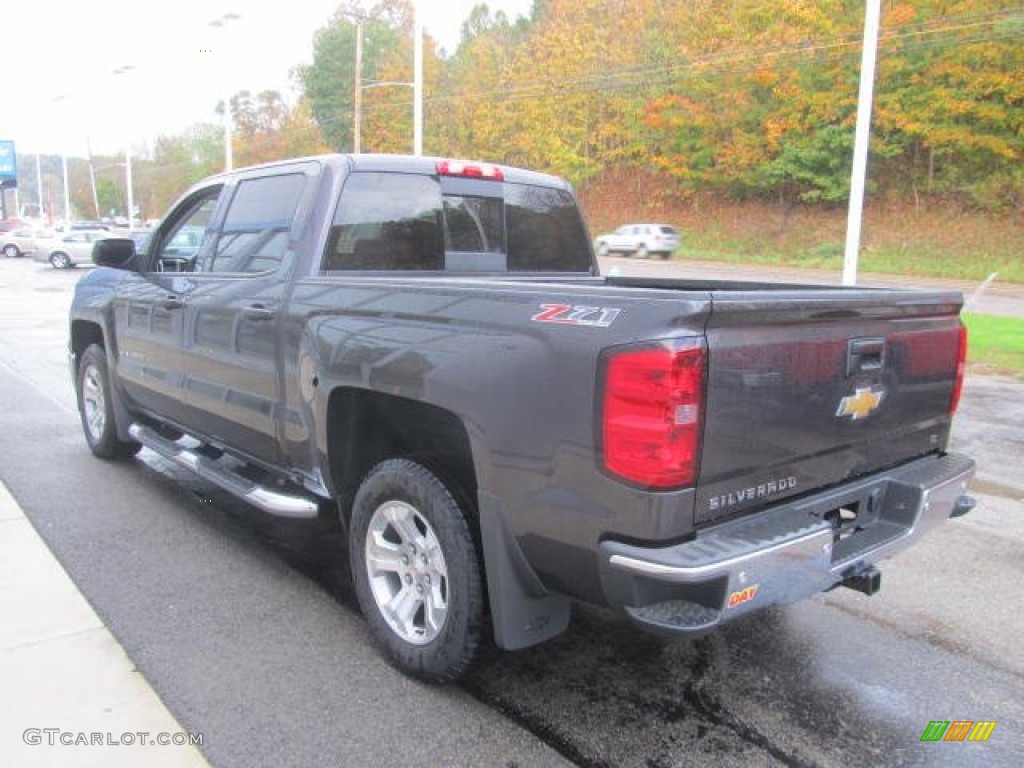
(34, 231, 111, 269)
(2, 227, 51, 258)
(594, 223, 681, 259)
(129, 229, 153, 254)
(0, 218, 28, 234)
(71, 220, 110, 231)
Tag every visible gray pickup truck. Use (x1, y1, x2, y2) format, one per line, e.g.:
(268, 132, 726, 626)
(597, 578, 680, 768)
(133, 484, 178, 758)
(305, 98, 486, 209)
(70, 154, 975, 682)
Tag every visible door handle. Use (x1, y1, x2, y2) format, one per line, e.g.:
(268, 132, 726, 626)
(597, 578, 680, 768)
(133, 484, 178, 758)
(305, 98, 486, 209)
(846, 337, 885, 376)
(162, 295, 184, 310)
(243, 303, 277, 321)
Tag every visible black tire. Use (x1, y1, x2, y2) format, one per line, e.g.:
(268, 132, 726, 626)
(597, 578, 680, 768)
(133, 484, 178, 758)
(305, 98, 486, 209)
(2, 244, 18, 258)
(635, 244, 648, 259)
(659, 251, 671, 260)
(76, 344, 141, 459)
(349, 458, 484, 683)
(50, 251, 72, 269)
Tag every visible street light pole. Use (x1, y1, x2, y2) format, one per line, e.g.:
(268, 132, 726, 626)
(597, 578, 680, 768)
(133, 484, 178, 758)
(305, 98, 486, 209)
(112, 66, 140, 228)
(843, 0, 882, 286)
(351, 3, 423, 156)
(61, 151, 71, 227)
(209, 13, 242, 171)
(125, 149, 134, 232)
(35, 154, 44, 221)
(51, 95, 73, 228)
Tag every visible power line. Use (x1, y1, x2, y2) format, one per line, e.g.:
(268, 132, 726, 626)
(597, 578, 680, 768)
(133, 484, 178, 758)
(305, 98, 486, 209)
(353, 10, 1023, 111)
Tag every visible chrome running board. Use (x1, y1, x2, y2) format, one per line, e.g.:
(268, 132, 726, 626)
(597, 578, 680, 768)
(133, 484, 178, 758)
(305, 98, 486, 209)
(129, 424, 320, 519)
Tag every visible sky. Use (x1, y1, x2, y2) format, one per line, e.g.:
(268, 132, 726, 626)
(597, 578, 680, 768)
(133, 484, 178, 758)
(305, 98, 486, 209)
(2, 0, 534, 157)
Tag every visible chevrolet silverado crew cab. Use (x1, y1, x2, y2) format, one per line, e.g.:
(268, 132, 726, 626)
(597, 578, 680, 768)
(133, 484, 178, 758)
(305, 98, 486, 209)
(70, 154, 975, 682)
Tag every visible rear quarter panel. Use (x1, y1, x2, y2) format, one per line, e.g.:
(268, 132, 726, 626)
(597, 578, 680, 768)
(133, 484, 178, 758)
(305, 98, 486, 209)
(282, 277, 713, 601)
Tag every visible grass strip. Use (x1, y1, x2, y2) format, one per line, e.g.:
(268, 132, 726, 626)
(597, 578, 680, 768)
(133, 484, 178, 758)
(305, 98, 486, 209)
(962, 313, 1024, 378)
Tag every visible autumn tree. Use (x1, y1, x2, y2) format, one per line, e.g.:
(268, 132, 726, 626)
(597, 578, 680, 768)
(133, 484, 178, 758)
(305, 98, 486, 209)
(300, 0, 438, 153)
(231, 90, 331, 167)
(874, 1, 1024, 209)
(291, 0, 1024, 210)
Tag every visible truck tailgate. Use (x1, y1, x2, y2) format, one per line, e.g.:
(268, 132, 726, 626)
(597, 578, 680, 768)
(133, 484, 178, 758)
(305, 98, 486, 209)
(696, 287, 966, 527)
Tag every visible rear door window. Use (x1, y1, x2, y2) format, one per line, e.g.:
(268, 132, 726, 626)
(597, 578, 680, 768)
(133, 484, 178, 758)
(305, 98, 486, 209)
(323, 173, 442, 271)
(322, 171, 591, 273)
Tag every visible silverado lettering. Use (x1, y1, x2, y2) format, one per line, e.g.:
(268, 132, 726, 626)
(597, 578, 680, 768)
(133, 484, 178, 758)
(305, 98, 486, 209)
(70, 154, 975, 683)
(708, 477, 799, 512)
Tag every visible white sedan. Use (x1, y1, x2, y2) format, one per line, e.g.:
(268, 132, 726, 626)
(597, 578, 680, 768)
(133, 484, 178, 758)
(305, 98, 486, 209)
(594, 223, 681, 259)
(2, 227, 52, 259)
(34, 231, 112, 269)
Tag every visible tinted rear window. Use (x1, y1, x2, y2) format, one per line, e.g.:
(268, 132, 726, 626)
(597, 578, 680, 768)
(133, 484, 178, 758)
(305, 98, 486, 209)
(322, 171, 591, 273)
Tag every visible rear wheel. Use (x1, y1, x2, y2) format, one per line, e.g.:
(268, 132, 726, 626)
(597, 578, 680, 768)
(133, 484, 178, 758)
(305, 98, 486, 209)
(76, 344, 141, 459)
(50, 251, 72, 269)
(349, 458, 484, 683)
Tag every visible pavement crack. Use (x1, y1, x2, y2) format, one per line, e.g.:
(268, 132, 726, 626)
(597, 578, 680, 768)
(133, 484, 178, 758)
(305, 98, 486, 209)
(668, 639, 818, 768)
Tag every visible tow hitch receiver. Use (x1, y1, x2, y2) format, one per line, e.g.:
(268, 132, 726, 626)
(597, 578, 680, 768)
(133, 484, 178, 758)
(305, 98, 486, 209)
(842, 564, 882, 596)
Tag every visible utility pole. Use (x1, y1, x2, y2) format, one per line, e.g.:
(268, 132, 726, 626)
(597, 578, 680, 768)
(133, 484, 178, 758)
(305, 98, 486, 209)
(413, 3, 423, 156)
(354, 17, 364, 154)
(348, 7, 422, 155)
(86, 140, 100, 218)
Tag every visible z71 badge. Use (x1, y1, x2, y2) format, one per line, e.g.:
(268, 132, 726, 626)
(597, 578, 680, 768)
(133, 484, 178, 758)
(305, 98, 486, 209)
(532, 303, 621, 328)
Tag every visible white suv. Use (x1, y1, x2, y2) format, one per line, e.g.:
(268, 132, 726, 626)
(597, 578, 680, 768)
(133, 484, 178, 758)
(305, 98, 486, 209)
(594, 223, 681, 259)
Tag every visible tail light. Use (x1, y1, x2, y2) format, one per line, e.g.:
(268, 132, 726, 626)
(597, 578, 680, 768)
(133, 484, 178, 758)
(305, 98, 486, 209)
(950, 323, 967, 415)
(599, 339, 706, 489)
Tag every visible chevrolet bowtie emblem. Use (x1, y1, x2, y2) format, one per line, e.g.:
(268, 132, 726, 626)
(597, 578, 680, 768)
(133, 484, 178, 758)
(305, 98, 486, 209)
(836, 387, 885, 420)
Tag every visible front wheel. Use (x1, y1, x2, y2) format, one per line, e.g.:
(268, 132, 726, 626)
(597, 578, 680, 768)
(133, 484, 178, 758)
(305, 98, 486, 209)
(349, 458, 484, 683)
(2, 244, 18, 258)
(635, 244, 648, 259)
(596, 242, 609, 257)
(50, 251, 72, 269)
(76, 344, 141, 459)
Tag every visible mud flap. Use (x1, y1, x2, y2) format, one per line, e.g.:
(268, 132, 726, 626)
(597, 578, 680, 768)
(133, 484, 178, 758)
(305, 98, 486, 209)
(478, 492, 571, 650)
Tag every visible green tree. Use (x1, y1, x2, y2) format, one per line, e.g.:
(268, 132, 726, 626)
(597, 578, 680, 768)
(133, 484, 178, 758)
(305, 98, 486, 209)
(300, 1, 411, 151)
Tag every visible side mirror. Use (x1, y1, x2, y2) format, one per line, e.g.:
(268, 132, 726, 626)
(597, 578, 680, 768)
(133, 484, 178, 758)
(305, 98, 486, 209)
(92, 238, 137, 270)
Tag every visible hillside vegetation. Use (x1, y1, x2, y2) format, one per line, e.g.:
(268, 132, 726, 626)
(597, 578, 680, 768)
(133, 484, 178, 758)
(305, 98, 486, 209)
(303, 0, 1024, 215)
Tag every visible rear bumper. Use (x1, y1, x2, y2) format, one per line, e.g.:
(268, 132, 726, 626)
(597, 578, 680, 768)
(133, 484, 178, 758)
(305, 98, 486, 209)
(598, 453, 975, 636)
